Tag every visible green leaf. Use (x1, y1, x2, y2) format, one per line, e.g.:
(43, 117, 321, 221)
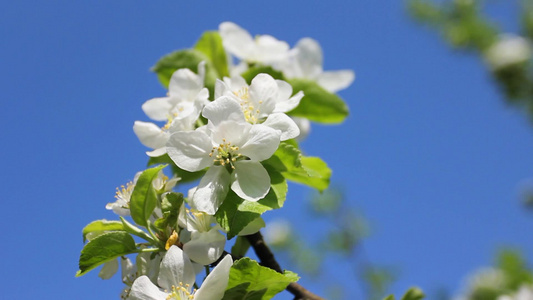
(151, 49, 218, 96)
(216, 170, 287, 239)
(241, 66, 285, 84)
(76, 231, 137, 277)
(148, 154, 205, 183)
(194, 31, 229, 78)
(130, 165, 166, 227)
(154, 192, 184, 230)
(263, 142, 331, 191)
(82, 220, 124, 243)
(287, 79, 349, 123)
(222, 258, 299, 300)
(383, 295, 395, 300)
(401, 287, 425, 300)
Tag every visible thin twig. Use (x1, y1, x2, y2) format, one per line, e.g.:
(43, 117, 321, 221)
(245, 231, 325, 300)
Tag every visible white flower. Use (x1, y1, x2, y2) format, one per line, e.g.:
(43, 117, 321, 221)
(134, 62, 208, 157)
(178, 208, 226, 265)
(279, 37, 355, 93)
(208, 73, 303, 141)
(134, 113, 198, 157)
(485, 35, 532, 71)
(98, 258, 119, 280)
(129, 246, 232, 300)
(498, 285, 533, 300)
(263, 219, 292, 246)
(219, 22, 289, 65)
(106, 171, 178, 216)
(167, 119, 280, 214)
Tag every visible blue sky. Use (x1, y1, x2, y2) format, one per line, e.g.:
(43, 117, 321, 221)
(1, 0, 532, 299)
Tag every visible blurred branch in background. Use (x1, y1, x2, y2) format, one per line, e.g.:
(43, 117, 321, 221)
(264, 187, 398, 300)
(408, 0, 533, 118)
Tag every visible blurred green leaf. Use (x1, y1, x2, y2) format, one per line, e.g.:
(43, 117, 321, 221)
(241, 66, 285, 83)
(151, 49, 218, 96)
(195, 31, 229, 78)
(287, 79, 349, 124)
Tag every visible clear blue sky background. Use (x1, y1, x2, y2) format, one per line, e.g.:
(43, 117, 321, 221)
(1, 1, 532, 299)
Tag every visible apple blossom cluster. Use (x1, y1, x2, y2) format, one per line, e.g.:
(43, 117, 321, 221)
(77, 21, 354, 299)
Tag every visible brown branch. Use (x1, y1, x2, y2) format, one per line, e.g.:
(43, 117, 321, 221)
(245, 231, 325, 300)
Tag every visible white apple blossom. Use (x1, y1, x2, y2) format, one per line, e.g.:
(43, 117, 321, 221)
(219, 22, 289, 65)
(178, 207, 226, 265)
(485, 35, 532, 71)
(167, 119, 280, 214)
(498, 285, 533, 300)
(208, 74, 303, 141)
(106, 171, 179, 216)
(129, 246, 232, 300)
(134, 62, 208, 157)
(279, 37, 355, 93)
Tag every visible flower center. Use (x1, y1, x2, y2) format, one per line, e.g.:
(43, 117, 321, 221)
(115, 181, 135, 207)
(185, 208, 213, 232)
(166, 282, 195, 300)
(209, 138, 243, 170)
(233, 87, 263, 124)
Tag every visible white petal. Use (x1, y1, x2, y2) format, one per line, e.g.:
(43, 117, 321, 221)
(202, 96, 246, 126)
(183, 229, 226, 265)
(136, 253, 162, 284)
(219, 22, 255, 60)
(121, 256, 137, 284)
(238, 217, 266, 236)
(133, 121, 169, 149)
(142, 97, 173, 122)
(239, 124, 280, 161)
(157, 246, 195, 290)
(168, 68, 203, 101)
(249, 74, 278, 114)
(317, 70, 355, 92)
(294, 37, 323, 79)
(211, 120, 251, 147)
(274, 88, 303, 113)
(146, 147, 167, 157)
(262, 113, 300, 141)
(166, 130, 213, 172)
(214, 79, 229, 99)
(231, 161, 271, 201)
(192, 166, 231, 215)
(255, 35, 290, 63)
(129, 276, 168, 300)
(98, 259, 119, 280)
(194, 255, 233, 300)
